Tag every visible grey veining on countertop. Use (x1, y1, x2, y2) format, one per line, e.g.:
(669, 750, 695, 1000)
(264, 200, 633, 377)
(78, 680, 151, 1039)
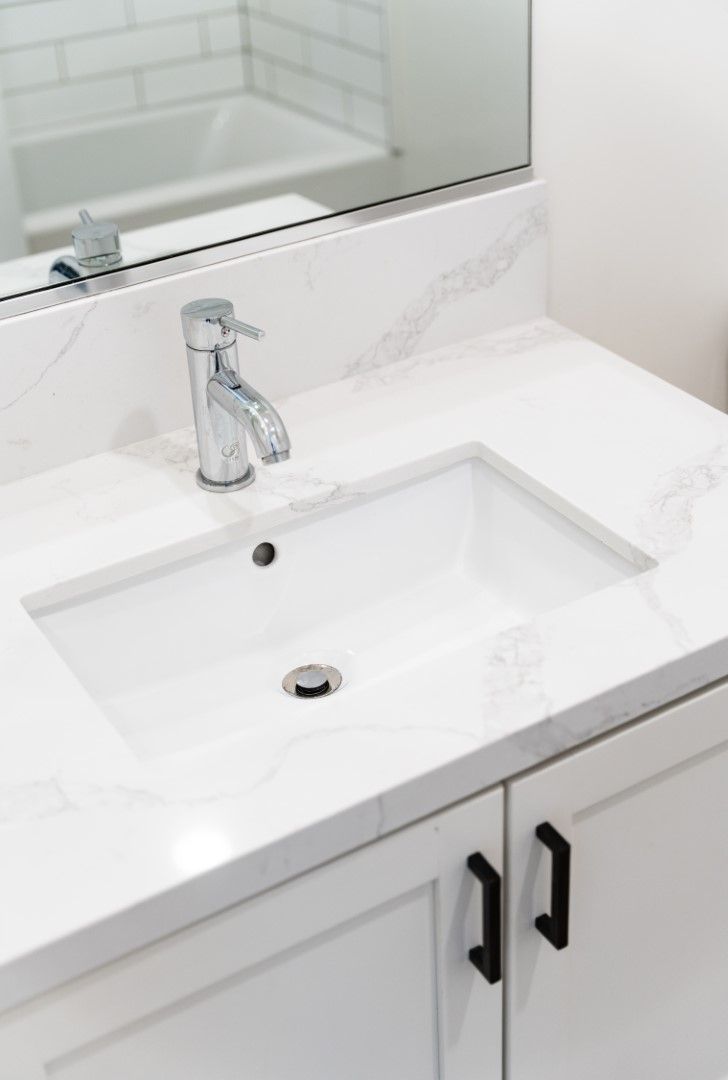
(347, 202, 549, 382)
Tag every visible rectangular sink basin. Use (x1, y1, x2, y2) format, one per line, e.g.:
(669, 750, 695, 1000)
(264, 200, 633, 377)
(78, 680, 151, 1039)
(28, 457, 639, 758)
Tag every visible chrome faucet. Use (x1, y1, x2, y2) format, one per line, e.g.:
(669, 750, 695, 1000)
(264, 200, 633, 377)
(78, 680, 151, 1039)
(49, 209, 122, 284)
(180, 298, 291, 492)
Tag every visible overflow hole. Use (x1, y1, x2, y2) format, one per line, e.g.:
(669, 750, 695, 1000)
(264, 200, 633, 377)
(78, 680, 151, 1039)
(252, 541, 276, 567)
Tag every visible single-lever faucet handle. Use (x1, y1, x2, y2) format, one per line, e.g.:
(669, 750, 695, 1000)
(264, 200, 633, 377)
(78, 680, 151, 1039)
(220, 315, 265, 342)
(181, 298, 265, 351)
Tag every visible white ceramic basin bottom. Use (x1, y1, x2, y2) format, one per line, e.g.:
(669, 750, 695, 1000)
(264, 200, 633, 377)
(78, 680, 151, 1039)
(28, 457, 639, 758)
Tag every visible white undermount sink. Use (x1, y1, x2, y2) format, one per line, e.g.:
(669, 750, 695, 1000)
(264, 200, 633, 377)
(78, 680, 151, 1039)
(28, 457, 638, 758)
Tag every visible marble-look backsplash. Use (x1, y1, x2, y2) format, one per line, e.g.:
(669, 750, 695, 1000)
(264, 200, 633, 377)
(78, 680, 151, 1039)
(0, 180, 546, 484)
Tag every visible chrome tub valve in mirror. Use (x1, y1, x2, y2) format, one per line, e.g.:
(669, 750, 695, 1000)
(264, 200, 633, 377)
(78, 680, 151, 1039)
(49, 209, 123, 284)
(180, 297, 291, 493)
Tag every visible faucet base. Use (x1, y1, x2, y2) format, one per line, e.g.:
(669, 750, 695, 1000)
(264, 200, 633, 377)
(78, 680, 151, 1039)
(195, 465, 256, 494)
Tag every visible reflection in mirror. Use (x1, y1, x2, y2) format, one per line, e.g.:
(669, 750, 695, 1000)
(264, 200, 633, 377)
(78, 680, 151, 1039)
(0, 0, 530, 306)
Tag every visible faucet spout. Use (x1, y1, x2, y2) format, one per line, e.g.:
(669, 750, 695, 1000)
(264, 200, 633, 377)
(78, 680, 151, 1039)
(207, 369, 291, 465)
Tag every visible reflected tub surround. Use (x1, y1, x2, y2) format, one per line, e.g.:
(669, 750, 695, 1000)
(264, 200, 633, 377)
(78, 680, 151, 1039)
(181, 298, 291, 492)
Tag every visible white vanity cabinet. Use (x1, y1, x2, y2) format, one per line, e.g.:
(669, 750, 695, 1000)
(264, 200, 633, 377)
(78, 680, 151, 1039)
(0, 789, 503, 1080)
(506, 680, 728, 1080)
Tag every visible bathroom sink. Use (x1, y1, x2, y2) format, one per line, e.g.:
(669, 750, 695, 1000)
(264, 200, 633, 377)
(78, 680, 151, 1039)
(28, 457, 637, 758)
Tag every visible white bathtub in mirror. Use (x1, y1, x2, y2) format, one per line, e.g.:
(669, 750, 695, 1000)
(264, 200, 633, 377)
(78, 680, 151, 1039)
(15, 95, 379, 252)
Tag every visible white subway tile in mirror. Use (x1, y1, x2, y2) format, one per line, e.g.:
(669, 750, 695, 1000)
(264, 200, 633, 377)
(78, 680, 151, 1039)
(0, 0, 390, 144)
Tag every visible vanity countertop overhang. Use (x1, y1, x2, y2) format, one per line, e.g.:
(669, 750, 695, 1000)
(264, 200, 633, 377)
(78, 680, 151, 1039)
(2, 316, 728, 1009)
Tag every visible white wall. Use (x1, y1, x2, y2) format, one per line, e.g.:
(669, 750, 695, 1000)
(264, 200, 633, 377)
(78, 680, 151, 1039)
(532, 0, 728, 410)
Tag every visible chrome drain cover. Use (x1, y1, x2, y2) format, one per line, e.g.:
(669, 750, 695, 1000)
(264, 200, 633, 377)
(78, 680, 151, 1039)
(282, 664, 343, 699)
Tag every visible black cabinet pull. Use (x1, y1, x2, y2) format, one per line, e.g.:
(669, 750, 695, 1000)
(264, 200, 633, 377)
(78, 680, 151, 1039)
(535, 822, 570, 950)
(467, 853, 502, 984)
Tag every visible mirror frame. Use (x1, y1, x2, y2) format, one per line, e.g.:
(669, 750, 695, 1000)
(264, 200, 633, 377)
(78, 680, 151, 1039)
(0, 166, 533, 322)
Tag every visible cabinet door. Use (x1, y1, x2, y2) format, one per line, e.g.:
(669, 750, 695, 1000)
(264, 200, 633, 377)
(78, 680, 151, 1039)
(0, 788, 502, 1080)
(506, 681, 728, 1080)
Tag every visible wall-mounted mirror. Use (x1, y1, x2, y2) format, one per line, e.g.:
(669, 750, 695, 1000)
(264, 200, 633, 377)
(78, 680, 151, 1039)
(0, 0, 530, 312)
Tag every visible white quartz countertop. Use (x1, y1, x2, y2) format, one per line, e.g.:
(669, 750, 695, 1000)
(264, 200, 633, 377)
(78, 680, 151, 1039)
(2, 316, 728, 1010)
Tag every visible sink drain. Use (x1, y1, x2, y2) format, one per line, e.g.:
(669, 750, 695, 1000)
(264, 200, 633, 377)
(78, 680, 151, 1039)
(282, 664, 343, 699)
